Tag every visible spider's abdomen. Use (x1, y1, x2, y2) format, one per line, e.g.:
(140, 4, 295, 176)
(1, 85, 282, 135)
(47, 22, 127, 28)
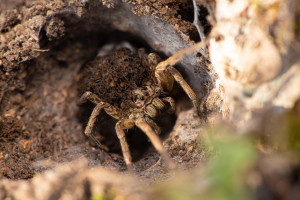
(79, 48, 156, 108)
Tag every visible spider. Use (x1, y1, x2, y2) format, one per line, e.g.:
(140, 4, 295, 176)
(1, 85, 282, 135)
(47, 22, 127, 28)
(79, 45, 202, 171)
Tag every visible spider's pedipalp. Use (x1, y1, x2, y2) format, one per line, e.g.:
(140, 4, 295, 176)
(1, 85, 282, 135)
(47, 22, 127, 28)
(162, 97, 176, 113)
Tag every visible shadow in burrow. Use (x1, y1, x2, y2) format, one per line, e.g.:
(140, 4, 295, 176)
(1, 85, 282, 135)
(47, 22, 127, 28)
(33, 4, 214, 166)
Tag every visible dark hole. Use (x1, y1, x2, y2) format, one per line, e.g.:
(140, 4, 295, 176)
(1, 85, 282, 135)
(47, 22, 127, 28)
(177, 0, 194, 22)
(177, 2, 212, 42)
(70, 29, 178, 161)
(37, 8, 195, 163)
(198, 5, 212, 36)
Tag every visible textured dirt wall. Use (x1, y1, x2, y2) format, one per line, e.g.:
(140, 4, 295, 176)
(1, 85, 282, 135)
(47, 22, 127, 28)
(0, 0, 213, 180)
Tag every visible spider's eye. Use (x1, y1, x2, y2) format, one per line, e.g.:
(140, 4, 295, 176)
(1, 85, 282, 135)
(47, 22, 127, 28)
(140, 96, 144, 100)
(144, 92, 148, 96)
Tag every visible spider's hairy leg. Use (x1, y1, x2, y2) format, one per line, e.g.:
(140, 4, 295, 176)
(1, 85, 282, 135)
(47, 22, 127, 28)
(168, 66, 200, 114)
(84, 103, 109, 151)
(155, 42, 205, 115)
(155, 65, 200, 115)
(79, 91, 102, 104)
(80, 91, 121, 151)
(115, 119, 135, 172)
(156, 42, 205, 69)
(135, 118, 175, 169)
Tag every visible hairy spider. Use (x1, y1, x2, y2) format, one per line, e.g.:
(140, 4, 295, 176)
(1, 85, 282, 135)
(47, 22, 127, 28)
(79, 47, 201, 171)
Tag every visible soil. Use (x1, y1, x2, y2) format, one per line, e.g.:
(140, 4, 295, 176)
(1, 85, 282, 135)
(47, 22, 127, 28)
(0, 0, 214, 180)
(1, 0, 299, 199)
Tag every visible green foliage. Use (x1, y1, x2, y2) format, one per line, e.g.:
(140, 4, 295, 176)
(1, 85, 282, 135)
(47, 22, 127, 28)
(91, 186, 117, 200)
(205, 131, 257, 200)
(91, 194, 104, 200)
(155, 129, 257, 200)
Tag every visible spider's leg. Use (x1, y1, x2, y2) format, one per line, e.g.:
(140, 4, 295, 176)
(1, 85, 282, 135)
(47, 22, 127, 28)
(156, 42, 204, 70)
(84, 103, 109, 151)
(79, 91, 102, 105)
(115, 119, 135, 172)
(155, 43, 205, 116)
(167, 66, 200, 114)
(156, 65, 200, 115)
(80, 91, 122, 151)
(135, 118, 175, 169)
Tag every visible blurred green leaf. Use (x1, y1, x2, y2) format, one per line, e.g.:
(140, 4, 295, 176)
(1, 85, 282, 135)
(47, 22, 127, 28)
(91, 193, 104, 200)
(155, 129, 257, 200)
(206, 132, 257, 200)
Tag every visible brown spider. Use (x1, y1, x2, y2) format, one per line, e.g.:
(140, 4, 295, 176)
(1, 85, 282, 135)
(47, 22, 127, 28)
(79, 45, 202, 171)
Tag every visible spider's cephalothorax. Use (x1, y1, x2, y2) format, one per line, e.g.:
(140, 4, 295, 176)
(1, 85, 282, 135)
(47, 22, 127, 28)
(79, 48, 200, 171)
(131, 86, 174, 118)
